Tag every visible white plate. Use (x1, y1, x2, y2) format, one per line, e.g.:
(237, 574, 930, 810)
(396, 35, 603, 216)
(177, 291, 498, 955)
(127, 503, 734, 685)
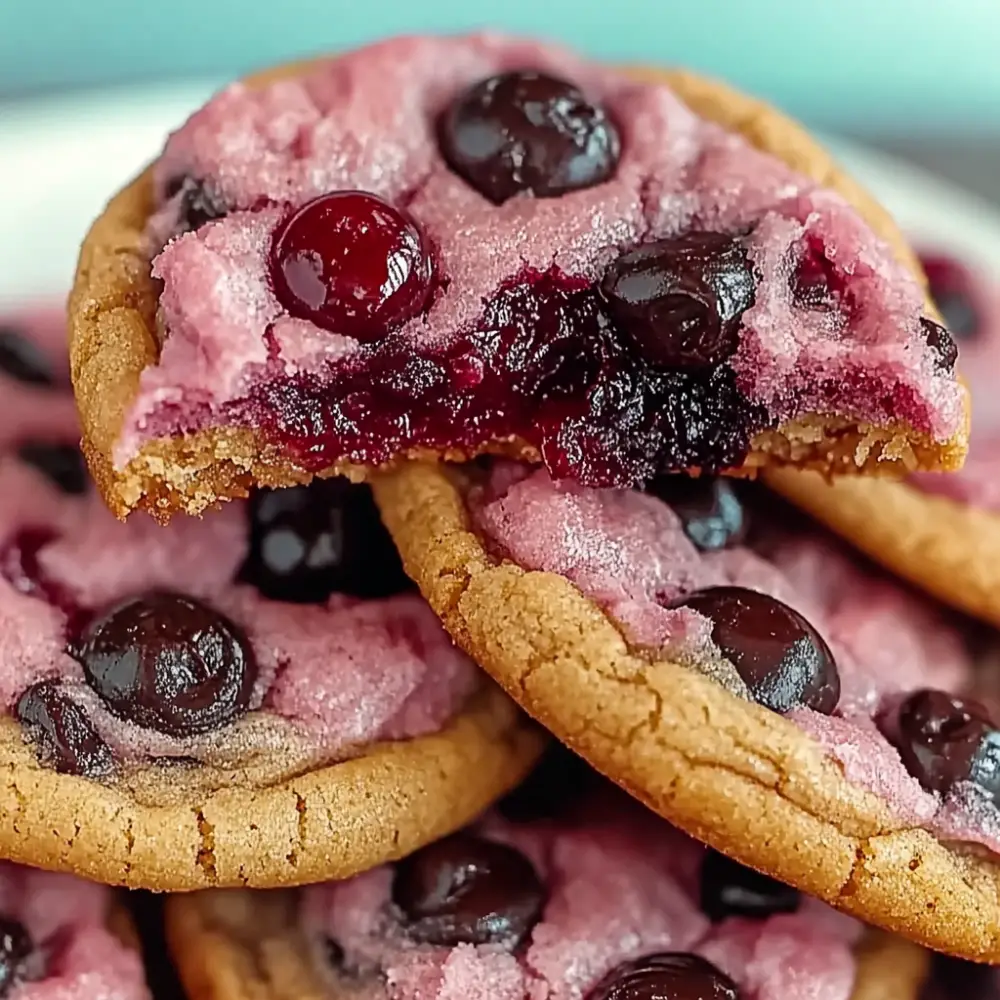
(3, 82, 1000, 311)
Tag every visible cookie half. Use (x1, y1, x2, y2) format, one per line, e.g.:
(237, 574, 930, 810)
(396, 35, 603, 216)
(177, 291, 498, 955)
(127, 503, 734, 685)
(69, 36, 967, 522)
(164, 783, 928, 1000)
(372, 459, 1000, 961)
(0, 313, 543, 890)
(0, 862, 148, 1000)
(768, 250, 1000, 627)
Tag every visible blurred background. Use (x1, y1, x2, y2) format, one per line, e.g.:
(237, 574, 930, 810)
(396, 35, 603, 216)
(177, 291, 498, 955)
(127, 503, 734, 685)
(2, 0, 999, 202)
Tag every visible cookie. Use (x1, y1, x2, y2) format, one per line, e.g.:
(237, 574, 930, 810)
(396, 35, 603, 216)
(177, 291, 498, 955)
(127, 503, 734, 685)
(767, 250, 1000, 627)
(164, 781, 929, 1000)
(0, 861, 148, 1000)
(69, 35, 968, 523)
(0, 312, 543, 890)
(371, 458, 1000, 961)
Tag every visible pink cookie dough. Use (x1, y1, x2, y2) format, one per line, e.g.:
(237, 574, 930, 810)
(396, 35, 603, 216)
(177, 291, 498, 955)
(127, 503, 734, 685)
(0, 863, 147, 1000)
(470, 462, 1000, 855)
(911, 252, 1000, 509)
(0, 309, 476, 771)
(114, 35, 960, 479)
(304, 792, 860, 1000)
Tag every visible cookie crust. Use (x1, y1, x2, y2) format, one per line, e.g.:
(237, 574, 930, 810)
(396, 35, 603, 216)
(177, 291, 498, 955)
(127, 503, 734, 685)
(0, 684, 544, 891)
(163, 886, 930, 1000)
(765, 469, 1000, 628)
(370, 460, 1000, 962)
(69, 62, 967, 522)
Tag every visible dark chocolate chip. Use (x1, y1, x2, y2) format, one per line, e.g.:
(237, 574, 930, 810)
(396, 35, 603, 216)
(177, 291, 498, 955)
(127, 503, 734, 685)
(889, 689, 1000, 803)
(73, 591, 257, 736)
(392, 832, 546, 946)
(17, 443, 88, 495)
(677, 586, 840, 714)
(600, 234, 756, 371)
(438, 71, 620, 205)
(15, 680, 114, 779)
(240, 478, 411, 604)
(587, 953, 740, 1000)
(646, 475, 746, 551)
(0, 328, 55, 387)
(0, 918, 34, 1000)
(699, 850, 800, 922)
(920, 317, 958, 372)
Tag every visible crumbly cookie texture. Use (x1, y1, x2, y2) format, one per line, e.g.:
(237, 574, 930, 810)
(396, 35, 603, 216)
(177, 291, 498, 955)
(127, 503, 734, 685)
(0, 685, 544, 890)
(70, 54, 967, 523)
(163, 887, 927, 1000)
(370, 461, 1000, 962)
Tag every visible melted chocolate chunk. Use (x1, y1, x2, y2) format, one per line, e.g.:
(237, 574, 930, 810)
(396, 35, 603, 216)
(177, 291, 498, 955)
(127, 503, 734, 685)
(699, 850, 799, 922)
(889, 689, 1000, 802)
(0, 918, 34, 1000)
(73, 592, 257, 736)
(920, 317, 958, 372)
(600, 234, 756, 371)
(438, 71, 620, 205)
(392, 832, 546, 946)
(647, 476, 746, 551)
(17, 443, 88, 495)
(677, 586, 840, 714)
(0, 327, 56, 387)
(587, 953, 740, 1000)
(165, 175, 227, 234)
(15, 680, 113, 779)
(241, 479, 411, 603)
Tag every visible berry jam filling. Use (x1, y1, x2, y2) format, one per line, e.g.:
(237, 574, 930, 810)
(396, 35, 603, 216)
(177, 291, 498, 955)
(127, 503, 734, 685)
(392, 832, 546, 946)
(138, 37, 963, 492)
(269, 192, 434, 340)
(240, 479, 411, 603)
(881, 689, 1000, 804)
(587, 954, 738, 1000)
(437, 70, 621, 205)
(15, 681, 114, 779)
(71, 591, 258, 737)
(248, 262, 769, 484)
(920, 253, 980, 341)
(677, 586, 841, 714)
(308, 792, 859, 1000)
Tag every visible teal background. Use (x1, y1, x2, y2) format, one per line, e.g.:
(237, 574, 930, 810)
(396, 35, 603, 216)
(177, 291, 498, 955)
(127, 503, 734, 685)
(1, 0, 999, 132)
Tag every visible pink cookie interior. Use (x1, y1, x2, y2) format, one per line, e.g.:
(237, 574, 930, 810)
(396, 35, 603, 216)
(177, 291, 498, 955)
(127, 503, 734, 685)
(116, 35, 961, 480)
(471, 462, 1000, 855)
(304, 792, 860, 1000)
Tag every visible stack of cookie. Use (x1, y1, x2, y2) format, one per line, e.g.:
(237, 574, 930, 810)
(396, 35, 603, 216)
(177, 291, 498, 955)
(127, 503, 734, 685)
(2, 30, 998, 1000)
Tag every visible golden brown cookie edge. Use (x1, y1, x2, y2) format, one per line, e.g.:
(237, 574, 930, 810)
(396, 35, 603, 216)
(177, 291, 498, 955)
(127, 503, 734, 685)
(68, 62, 967, 522)
(163, 886, 929, 1000)
(0, 684, 545, 891)
(370, 459, 1000, 962)
(765, 468, 1000, 628)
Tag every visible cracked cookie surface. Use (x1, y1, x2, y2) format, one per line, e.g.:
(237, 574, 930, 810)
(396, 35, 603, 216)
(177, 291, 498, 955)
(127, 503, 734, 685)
(0, 310, 544, 890)
(372, 459, 1000, 962)
(69, 39, 967, 523)
(769, 251, 1000, 628)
